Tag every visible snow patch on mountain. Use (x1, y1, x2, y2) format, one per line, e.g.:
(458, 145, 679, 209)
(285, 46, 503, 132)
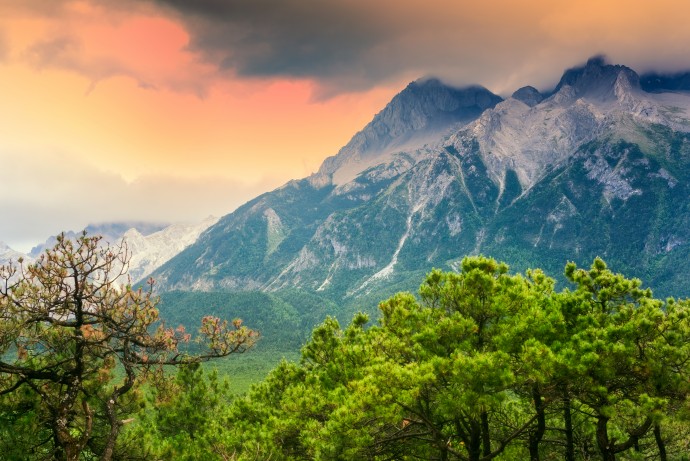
(122, 216, 219, 284)
(0, 242, 31, 267)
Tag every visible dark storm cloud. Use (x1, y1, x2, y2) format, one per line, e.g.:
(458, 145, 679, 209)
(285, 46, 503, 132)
(147, 0, 690, 95)
(152, 0, 404, 89)
(143, 0, 599, 95)
(160, 0, 558, 97)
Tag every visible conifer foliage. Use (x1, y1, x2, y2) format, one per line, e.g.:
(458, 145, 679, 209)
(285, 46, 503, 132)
(217, 257, 690, 460)
(0, 232, 257, 460)
(2, 244, 689, 460)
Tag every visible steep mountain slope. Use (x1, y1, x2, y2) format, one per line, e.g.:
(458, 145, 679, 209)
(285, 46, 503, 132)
(151, 57, 690, 298)
(152, 80, 503, 293)
(122, 216, 219, 283)
(311, 78, 503, 186)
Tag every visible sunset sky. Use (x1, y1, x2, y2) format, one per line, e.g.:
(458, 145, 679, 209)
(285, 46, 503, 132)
(3, 0, 690, 252)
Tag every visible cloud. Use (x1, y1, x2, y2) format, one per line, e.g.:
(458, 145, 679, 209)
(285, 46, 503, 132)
(157, 0, 390, 79)
(152, 0, 466, 93)
(0, 149, 282, 252)
(149, 0, 690, 96)
(2, 0, 215, 96)
(22, 34, 155, 92)
(25, 35, 86, 72)
(6, 0, 690, 98)
(0, 33, 7, 63)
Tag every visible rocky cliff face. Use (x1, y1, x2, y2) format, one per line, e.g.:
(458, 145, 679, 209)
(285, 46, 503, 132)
(311, 78, 503, 186)
(150, 57, 690, 298)
(121, 216, 219, 284)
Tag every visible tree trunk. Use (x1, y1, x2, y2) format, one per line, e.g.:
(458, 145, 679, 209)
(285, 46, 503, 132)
(563, 390, 574, 461)
(654, 424, 667, 461)
(612, 417, 652, 456)
(528, 385, 545, 461)
(596, 414, 652, 461)
(439, 445, 449, 461)
(53, 399, 92, 461)
(468, 420, 482, 461)
(100, 397, 120, 461)
(596, 415, 616, 461)
(481, 411, 491, 458)
(101, 361, 135, 461)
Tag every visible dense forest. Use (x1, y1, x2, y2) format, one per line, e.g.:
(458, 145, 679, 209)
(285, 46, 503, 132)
(1, 235, 689, 460)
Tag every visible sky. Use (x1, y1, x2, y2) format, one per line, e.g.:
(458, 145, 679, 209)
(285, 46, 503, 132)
(2, 0, 690, 252)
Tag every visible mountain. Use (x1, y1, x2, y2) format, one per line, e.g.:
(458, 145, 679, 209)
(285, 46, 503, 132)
(0, 242, 31, 267)
(29, 221, 168, 258)
(310, 78, 503, 187)
(121, 216, 219, 284)
(150, 57, 690, 300)
(640, 71, 690, 93)
(25, 219, 217, 285)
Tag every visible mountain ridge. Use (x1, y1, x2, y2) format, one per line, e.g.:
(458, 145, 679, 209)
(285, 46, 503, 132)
(6, 218, 218, 285)
(310, 78, 503, 187)
(149, 57, 690, 299)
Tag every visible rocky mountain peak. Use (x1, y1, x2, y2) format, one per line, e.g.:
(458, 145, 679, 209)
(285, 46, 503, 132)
(359, 77, 502, 150)
(457, 57, 674, 194)
(312, 78, 502, 186)
(28, 221, 169, 258)
(150, 57, 690, 300)
(0, 241, 30, 266)
(121, 216, 219, 284)
(553, 55, 640, 99)
(511, 86, 544, 107)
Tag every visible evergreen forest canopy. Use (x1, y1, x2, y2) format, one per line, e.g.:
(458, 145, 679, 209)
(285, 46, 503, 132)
(0, 234, 689, 460)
